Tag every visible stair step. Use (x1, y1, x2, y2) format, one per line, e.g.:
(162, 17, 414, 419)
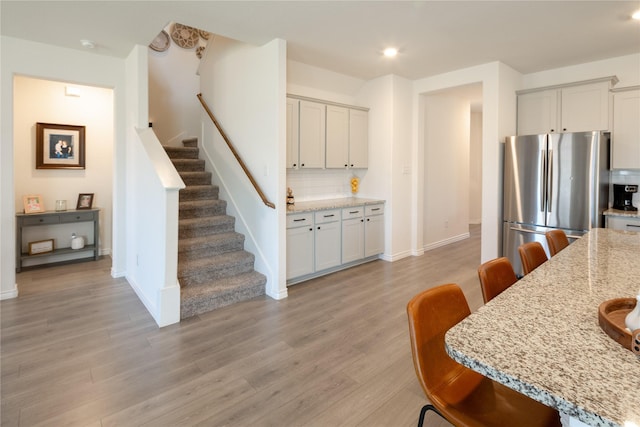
(178, 232, 245, 261)
(179, 215, 236, 239)
(179, 199, 227, 219)
(172, 159, 205, 172)
(180, 271, 266, 319)
(182, 137, 198, 148)
(165, 146, 199, 159)
(180, 185, 219, 201)
(179, 171, 212, 186)
(178, 251, 257, 286)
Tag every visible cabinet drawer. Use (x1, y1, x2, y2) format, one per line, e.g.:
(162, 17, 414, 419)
(22, 215, 60, 225)
(607, 215, 640, 232)
(60, 212, 95, 223)
(315, 209, 340, 224)
(342, 207, 364, 220)
(365, 204, 384, 216)
(287, 213, 313, 228)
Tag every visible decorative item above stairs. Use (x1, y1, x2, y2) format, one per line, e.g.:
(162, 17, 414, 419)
(164, 138, 266, 319)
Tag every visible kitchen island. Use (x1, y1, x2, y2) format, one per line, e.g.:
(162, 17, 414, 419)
(446, 228, 640, 427)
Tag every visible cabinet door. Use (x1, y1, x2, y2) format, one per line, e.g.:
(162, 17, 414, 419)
(286, 226, 314, 280)
(517, 90, 558, 135)
(364, 214, 384, 257)
(612, 89, 640, 170)
(561, 82, 609, 132)
(315, 221, 341, 271)
(341, 218, 364, 263)
(326, 105, 349, 168)
(349, 109, 368, 168)
(286, 98, 300, 169)
(299, 100, 325, 168)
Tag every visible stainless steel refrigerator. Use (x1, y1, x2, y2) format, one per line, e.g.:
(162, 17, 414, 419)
(503, 131, 609, 277)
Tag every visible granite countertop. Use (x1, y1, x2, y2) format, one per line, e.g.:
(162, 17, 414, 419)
(286, 197, 385, 214)
(446, 228, 640, 427)
(604, 208, 640, 218)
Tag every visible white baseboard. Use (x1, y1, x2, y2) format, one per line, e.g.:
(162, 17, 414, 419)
(0, 284, 18, 300)
(423, 232, 470, 252)
(267, 287, 288, 300)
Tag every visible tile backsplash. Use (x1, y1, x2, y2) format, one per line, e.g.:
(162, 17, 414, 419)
(286, 169, 365, 202)
(611, 170, 640, 208)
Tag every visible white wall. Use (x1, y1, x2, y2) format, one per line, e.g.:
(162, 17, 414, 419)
(469, 112, 483, 224)
(423, 93, 470, 250)
(148, 24, 202, 146)
(1, 36, 127, 300)
(199, 36, 287, 300)
(13, 76, 113, 264)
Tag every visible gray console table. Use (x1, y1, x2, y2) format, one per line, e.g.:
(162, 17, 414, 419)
(16, 209, 99, 272)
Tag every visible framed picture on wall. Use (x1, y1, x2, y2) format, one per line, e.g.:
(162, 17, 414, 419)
(36, 122, 86, 169)
(76, 193, 94, 210)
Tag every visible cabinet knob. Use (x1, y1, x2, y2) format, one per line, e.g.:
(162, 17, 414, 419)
(350, 164, 354, 167)
(367, 218, 370, 221)
(309, 228, 313, 231)
(360, 219, 364, 222)
(39, 219, 44, 222)
(344, 164, 348, 168)
(563, 128, 567, 131)
(550, 129, 555, 132)
(301, 163, 305, 167)
(293, 163, 297, 167)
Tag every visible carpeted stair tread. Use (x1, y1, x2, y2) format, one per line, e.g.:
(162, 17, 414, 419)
(179, 199, 227, 219)
(172, 159, 205, 172)
(179, 215, 236, 238)
(179, 171, 212, 186)
(178, 232, 245, 259)
(178, 251, 257, 286)
(164, 146, 199, 159)
(182, 137, 198, 148)
(180, 271, 266, 319)
(180, 185, 219, 201)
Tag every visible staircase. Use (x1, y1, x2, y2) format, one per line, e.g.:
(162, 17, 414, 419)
(164, 138, 266, 319)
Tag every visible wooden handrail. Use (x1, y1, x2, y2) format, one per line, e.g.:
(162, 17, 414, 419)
(197, 93, 276, 209)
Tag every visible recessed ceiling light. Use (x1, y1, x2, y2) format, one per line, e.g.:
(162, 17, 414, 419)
(383, 47, 398, 58)
(80, 39, 95, 49)
(632, 10, 640, 20)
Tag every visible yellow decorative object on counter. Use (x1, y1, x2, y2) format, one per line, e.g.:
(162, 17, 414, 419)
(350, 177, 359, 194)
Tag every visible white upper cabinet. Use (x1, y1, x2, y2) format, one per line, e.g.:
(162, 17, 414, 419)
(286, 98, 300, 169)
(517, 78, 616, 135)
(288, 94, 369, 169)
(612, 88, 640, 170)
(299, 100, 326, 168)
(349, 109, 368, 168)
(517, 89, 558, 135)
(561, 82, 609, 132)
(326, 105, 350, 168)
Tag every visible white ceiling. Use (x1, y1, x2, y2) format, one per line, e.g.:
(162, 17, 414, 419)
(2, 1, 639, 81)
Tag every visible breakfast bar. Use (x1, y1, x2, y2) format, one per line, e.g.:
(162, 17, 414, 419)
(445, 228, 640, 427)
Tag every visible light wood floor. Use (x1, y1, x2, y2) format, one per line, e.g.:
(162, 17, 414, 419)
(2, 226, 482, 427)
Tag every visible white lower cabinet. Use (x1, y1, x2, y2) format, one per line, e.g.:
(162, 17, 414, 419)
(314, 210, 341, 271)
(341, 207, 365, 263)
(364, 204, 385, 257)
(286, 213, 314, 280)
(606, 215, 640, 232)
(287, 202, 385, 284)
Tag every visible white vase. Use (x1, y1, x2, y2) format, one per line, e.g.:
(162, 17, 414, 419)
(625, 295, 640, 332)
(71, 233, 85, 250)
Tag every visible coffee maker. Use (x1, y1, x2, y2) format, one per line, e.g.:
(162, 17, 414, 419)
(613, 184, 638, 211)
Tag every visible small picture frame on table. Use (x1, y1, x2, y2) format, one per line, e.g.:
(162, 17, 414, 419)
(23, 195, 45, 214)
(76, 193, 94, 210)
(28, 239, 54, 255)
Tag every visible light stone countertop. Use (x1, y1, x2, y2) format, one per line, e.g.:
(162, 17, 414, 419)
(446, 228, 640, 427)
(286, 197, 385, 214)
(604, 208, 640, 218)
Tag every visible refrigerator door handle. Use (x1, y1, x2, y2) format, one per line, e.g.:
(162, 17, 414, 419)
(540, 149, 546, 212)
(548, 148, 553, 212)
